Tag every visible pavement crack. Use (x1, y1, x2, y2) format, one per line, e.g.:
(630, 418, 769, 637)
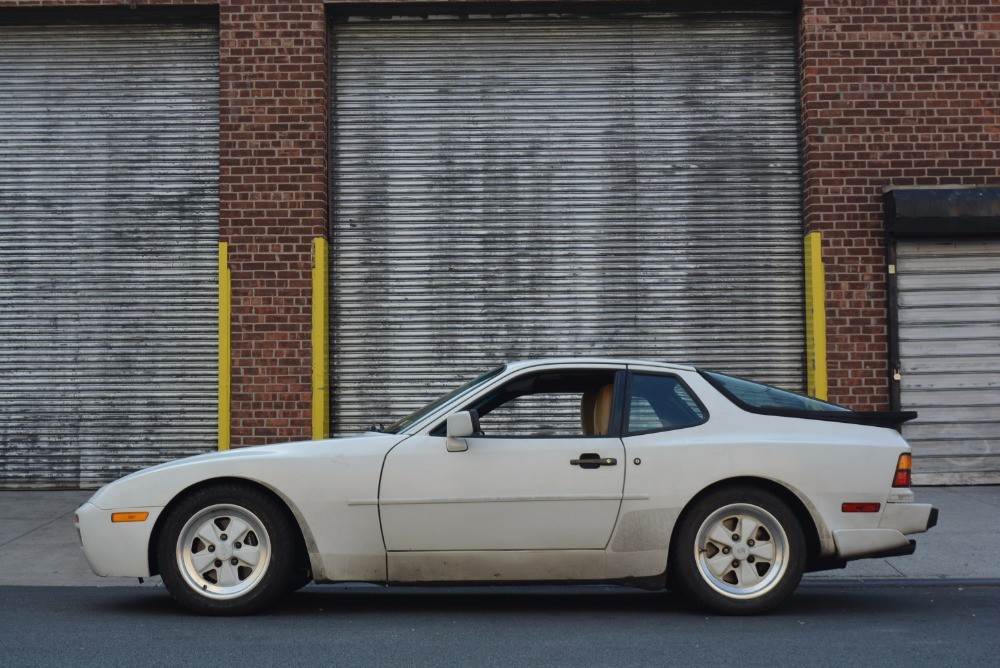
(886, 560, 906, 577)
(0, 511, 76, 548)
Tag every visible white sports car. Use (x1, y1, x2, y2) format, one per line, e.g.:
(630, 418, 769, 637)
(76, 358, 937, 615)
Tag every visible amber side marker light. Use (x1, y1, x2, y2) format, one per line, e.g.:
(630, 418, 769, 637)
(111, 512, 149, 523)
(842, 502, 881, 513)
(892, 453, 912, 488)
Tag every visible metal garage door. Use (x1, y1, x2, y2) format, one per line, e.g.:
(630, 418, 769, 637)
(897, 240, 1000, 485)
(329, 11, 803, 435)
(0, 19, 220, 488)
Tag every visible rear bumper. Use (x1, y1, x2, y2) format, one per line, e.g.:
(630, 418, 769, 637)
(880, 502, 937, 535)
(834, 502, 937, 560)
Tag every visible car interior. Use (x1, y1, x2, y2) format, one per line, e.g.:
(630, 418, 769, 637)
(429, 369, 706, 438)
(432, 369, 618, 438)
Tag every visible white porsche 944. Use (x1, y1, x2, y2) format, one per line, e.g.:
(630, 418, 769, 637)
(76, 358, 937, 615)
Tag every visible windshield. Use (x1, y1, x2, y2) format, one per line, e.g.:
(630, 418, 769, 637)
(702, 370, 850, 413)
(382, 365, 507, 434)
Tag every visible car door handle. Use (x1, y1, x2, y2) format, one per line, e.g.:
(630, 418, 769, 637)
(570, 454, 617, 469)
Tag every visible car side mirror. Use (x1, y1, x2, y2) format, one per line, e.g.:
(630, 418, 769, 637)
(446, 410, 480, 452)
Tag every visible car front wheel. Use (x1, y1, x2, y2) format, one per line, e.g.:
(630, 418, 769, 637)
(157, 483, 296, 615)
(671, 486, 805, 615)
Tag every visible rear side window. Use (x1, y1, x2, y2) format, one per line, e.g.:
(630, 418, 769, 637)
(626, 374, 706, 435)
(702, 370, 850, 413)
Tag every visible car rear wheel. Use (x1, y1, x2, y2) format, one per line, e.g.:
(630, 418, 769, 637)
(671, 486, 805, 615)
(157, 483, 296, 615)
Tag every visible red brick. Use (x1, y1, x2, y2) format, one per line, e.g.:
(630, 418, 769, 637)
(801, 0, 1000, 409)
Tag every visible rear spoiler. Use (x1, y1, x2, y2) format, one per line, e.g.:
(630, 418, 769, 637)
(695, 369, 920, 429)
(752, 408, 918, 429)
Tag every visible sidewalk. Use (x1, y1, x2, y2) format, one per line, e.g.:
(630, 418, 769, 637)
(1, 486, 997, 587)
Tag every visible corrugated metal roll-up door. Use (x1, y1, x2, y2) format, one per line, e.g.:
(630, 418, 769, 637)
(896, 240, 1000, 485)
(330, 12, 803, 435)
(0, 21, 220, 488)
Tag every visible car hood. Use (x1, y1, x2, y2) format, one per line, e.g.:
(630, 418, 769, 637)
(84, 432, 405, 510)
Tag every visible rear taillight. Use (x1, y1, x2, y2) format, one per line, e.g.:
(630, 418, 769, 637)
(892, 453, 912, 488)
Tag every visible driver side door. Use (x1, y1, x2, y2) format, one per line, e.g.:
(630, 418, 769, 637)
(379, 365, 627, 580)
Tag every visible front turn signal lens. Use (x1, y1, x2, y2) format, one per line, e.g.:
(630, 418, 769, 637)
(111, 511, 149, 523)
(892, 453, 912, 488)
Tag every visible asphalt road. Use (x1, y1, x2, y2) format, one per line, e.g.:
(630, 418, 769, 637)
(2, 583, 998, 667)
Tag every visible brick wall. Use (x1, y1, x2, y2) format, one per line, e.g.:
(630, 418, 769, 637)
(219, 1, 327, 446)
(799, 0, 1000, 409)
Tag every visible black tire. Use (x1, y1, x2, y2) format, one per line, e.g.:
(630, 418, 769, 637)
(285, 528, 313, 593)
(157, 482, 297, 615)
(285, 573, 313, 594)
(670, 486, 805, 615)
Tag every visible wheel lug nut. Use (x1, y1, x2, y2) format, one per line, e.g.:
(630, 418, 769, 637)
(732, 560, 740, 568)
(748, 539, 755, 547)
(220, 534, 228, 541)
(214, 559, 222, 567)
(208, 545, 215, 553)
(231, 558, 238, 566)
(234, 542, 242, 549)
(748, 556, 755, 564)
(732, 534, 739, 541)
(722, 547, 730, 555)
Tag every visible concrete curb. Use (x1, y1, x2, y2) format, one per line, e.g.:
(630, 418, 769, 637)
(800, 578, 1000, 588)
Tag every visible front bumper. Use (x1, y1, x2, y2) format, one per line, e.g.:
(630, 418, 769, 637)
(833, 502, 937, 560)
(76, 502, 163, 578)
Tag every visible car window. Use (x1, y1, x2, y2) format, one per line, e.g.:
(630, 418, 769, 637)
(439, 368, 620, 438)
(384, 365, 506, 433)
(701, 370, 850, 413)
(479, 392, 589, 437)
(628, 396, 663, 432)
(626, 373, 706, 435)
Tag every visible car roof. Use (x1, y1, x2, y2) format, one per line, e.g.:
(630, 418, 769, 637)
(502, 357, 697, 373)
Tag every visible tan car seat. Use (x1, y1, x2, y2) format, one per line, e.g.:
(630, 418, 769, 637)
(581, 383, 615, 436)
(592, 384, 614, 436)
